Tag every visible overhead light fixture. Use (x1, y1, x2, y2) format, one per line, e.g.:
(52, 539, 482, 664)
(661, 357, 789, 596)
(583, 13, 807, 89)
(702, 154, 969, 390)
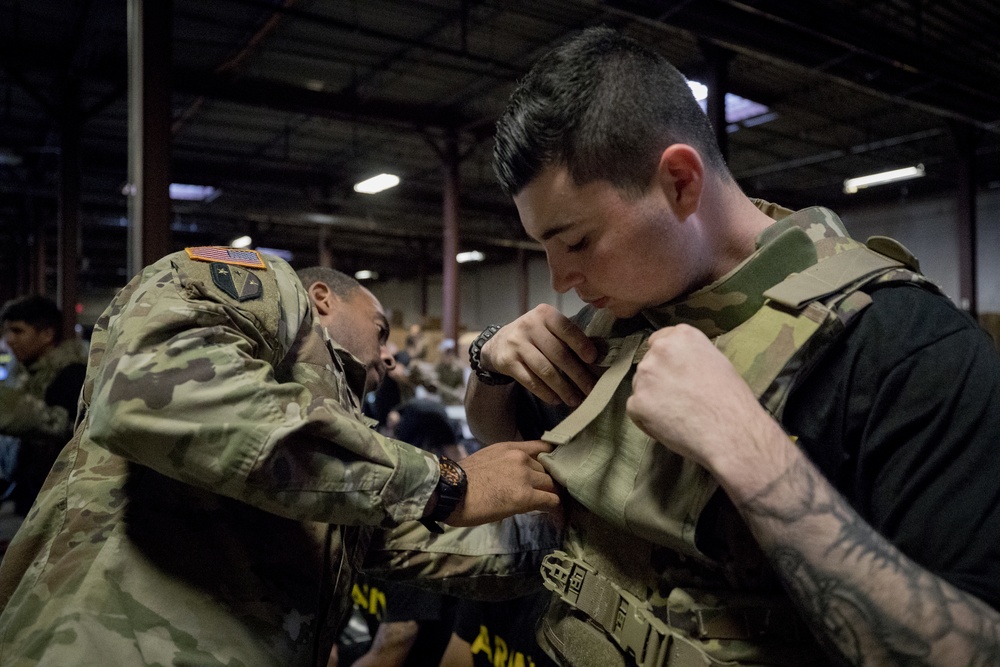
(843, 165, 925, 194)
(354, 173, 399, 194)
(230, 235, 253, 248)
(456, 250, 485, 264)
(121, 182, 220, 202)
(169, 183, 221, 202)
(0, 149, 22, 167)
(354, 270, 379, 280)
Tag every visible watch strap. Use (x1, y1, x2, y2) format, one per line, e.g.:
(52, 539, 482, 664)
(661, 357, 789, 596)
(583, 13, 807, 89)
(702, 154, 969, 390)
(469, 324, 514, 385)
(420, 456, 467, 533)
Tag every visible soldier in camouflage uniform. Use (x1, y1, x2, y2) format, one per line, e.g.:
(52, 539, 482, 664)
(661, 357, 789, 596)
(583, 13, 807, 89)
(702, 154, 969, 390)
(466, 28, 1000, 666)
(0, 295, 88, 515)
(0, 253, 560, 666)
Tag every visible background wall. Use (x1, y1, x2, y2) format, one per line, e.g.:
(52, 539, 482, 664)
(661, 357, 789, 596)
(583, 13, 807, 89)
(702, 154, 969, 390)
(371, 187, 1000, 335)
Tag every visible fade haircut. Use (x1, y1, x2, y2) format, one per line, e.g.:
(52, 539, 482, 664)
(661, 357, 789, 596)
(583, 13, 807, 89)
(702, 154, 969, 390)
(493, 26, 730, 198)
(0, 295, 64, 342)
(295, 266, 363, 301)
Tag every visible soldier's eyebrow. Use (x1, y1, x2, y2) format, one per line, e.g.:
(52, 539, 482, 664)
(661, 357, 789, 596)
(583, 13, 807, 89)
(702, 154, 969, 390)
(539, 223, 574, 242)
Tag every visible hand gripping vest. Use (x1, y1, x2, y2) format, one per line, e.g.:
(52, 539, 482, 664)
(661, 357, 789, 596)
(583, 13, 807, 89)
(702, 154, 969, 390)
(534, 205, 938, 667)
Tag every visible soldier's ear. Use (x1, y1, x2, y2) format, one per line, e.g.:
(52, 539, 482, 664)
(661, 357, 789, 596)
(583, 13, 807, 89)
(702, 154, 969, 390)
(38, 326, 57, 348)
(308, 281, 336, 316)
(655, 144, 704, 221)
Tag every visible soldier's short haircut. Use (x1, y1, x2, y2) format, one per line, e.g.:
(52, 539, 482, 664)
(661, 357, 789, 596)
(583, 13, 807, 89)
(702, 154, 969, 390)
(0, 295, 64, 341)
(295, 266, 363, 301)
(493, 26, 731, 198)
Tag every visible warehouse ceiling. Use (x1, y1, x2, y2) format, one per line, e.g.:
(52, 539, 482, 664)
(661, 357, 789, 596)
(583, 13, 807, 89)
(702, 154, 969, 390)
(1, 0, 999, 292)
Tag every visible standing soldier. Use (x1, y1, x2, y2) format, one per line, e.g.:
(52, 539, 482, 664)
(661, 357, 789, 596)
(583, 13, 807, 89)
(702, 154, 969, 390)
(466, 27, 1000, 666)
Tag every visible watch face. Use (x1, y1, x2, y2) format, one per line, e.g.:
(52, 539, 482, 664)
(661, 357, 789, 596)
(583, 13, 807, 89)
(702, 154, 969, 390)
(439, 458, 465, 487)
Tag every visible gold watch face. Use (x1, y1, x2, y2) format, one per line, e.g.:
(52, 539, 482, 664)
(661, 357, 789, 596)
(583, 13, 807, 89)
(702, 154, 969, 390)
(439, 458, 464, 486)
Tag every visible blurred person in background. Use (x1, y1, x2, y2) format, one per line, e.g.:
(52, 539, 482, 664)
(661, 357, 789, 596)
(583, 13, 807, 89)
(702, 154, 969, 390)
(0, 295, 87, 516)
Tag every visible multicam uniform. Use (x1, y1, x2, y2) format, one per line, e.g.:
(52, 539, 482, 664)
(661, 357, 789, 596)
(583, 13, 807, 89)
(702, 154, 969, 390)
(0, 338, 87, 442)
(0, 250, 442, 666)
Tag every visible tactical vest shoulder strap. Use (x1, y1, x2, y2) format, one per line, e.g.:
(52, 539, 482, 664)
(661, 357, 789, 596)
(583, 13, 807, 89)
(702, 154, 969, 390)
(542, 334, 644, 446)
(732, 236, 937, 419)
(762, 243, 902, 310)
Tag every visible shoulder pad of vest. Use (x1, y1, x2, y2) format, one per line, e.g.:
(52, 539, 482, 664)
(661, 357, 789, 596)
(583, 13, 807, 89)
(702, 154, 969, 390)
(865, 236, 921, 273)
(763, 244, 902, 310)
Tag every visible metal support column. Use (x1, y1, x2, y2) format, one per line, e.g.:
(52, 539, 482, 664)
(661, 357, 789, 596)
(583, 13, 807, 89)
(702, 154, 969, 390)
(441, 129, 460, 342)
(418, 241, 429, 318)
(127, 0, 173, 277)
(58, 93, 81, 340)
(952, 122, 979, 317)
(701, 41, 733, 162)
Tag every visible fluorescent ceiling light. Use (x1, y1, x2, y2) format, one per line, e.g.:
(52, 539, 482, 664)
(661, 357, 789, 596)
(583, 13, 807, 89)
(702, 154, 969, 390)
(844, 165, 925, 194)
(456, 250, 485, 264)
(687, 80, 772, 125)
(230, 235, 253, 248)
(354, 174, 399, 194)
(354, 270, 378, 280)
(169, 183, 221, 202)
(0, 149, 22, 167)
(305, 213, 338, 224)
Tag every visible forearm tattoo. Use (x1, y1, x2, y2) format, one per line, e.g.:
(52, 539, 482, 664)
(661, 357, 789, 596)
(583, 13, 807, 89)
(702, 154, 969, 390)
(739, 455, 1000, 667)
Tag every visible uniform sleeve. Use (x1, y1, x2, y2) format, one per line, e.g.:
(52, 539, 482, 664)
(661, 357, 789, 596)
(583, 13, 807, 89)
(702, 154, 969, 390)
(85, 255, 438, 526)
(363, 512, 561, 600)
(0, 386, 70, 439)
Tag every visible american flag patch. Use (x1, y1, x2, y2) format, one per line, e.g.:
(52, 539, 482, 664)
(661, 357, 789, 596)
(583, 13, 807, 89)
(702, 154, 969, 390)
(185, 246, 267, 269)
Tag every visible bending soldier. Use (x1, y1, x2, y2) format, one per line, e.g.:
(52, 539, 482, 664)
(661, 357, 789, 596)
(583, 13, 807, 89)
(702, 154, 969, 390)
(0, 253, 558, 666)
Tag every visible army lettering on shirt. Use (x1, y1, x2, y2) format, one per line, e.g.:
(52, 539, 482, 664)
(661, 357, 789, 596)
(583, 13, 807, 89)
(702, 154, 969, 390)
(469, 624, 540, 667)
(351, 580, 387, 624)
(454, 593, 556, 667)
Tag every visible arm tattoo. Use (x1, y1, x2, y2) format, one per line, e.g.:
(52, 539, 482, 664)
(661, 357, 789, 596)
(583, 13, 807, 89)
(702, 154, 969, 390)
(739, 455, 1000, 667)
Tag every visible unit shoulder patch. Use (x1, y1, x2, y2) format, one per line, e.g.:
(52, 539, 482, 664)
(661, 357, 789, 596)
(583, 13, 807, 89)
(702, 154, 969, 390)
(210, 262, 264, 301)
(185, 246, 267, 269)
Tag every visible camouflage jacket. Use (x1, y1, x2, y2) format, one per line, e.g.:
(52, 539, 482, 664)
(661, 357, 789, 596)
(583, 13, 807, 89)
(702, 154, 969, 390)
(0, 251, 441, 667)
(0, 338, 87, 441)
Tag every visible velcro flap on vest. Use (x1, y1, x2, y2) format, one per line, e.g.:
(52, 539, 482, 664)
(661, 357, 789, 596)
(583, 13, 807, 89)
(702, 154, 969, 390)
(763, 245, 902, 309)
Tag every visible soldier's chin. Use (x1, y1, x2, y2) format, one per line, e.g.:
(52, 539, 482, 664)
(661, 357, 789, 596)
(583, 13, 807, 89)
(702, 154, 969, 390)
(607, 302, 641, 319)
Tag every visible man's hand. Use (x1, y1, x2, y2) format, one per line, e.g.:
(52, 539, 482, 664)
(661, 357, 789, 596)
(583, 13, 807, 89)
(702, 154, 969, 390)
(625, 324, 791, 499)
(479, 304, 598, 407)
(444, 440, 560, 527)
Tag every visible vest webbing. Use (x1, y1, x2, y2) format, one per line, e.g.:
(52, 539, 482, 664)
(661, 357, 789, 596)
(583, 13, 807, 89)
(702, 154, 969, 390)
(537, 234, 939, 667)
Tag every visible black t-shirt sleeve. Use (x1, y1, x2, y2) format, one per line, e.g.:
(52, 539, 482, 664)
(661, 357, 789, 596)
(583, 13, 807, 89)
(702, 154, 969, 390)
(784, 284, 1000, 610)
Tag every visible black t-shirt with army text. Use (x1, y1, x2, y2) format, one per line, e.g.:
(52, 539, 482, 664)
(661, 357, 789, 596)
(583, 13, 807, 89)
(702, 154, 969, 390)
(453, 591, 557, 667)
